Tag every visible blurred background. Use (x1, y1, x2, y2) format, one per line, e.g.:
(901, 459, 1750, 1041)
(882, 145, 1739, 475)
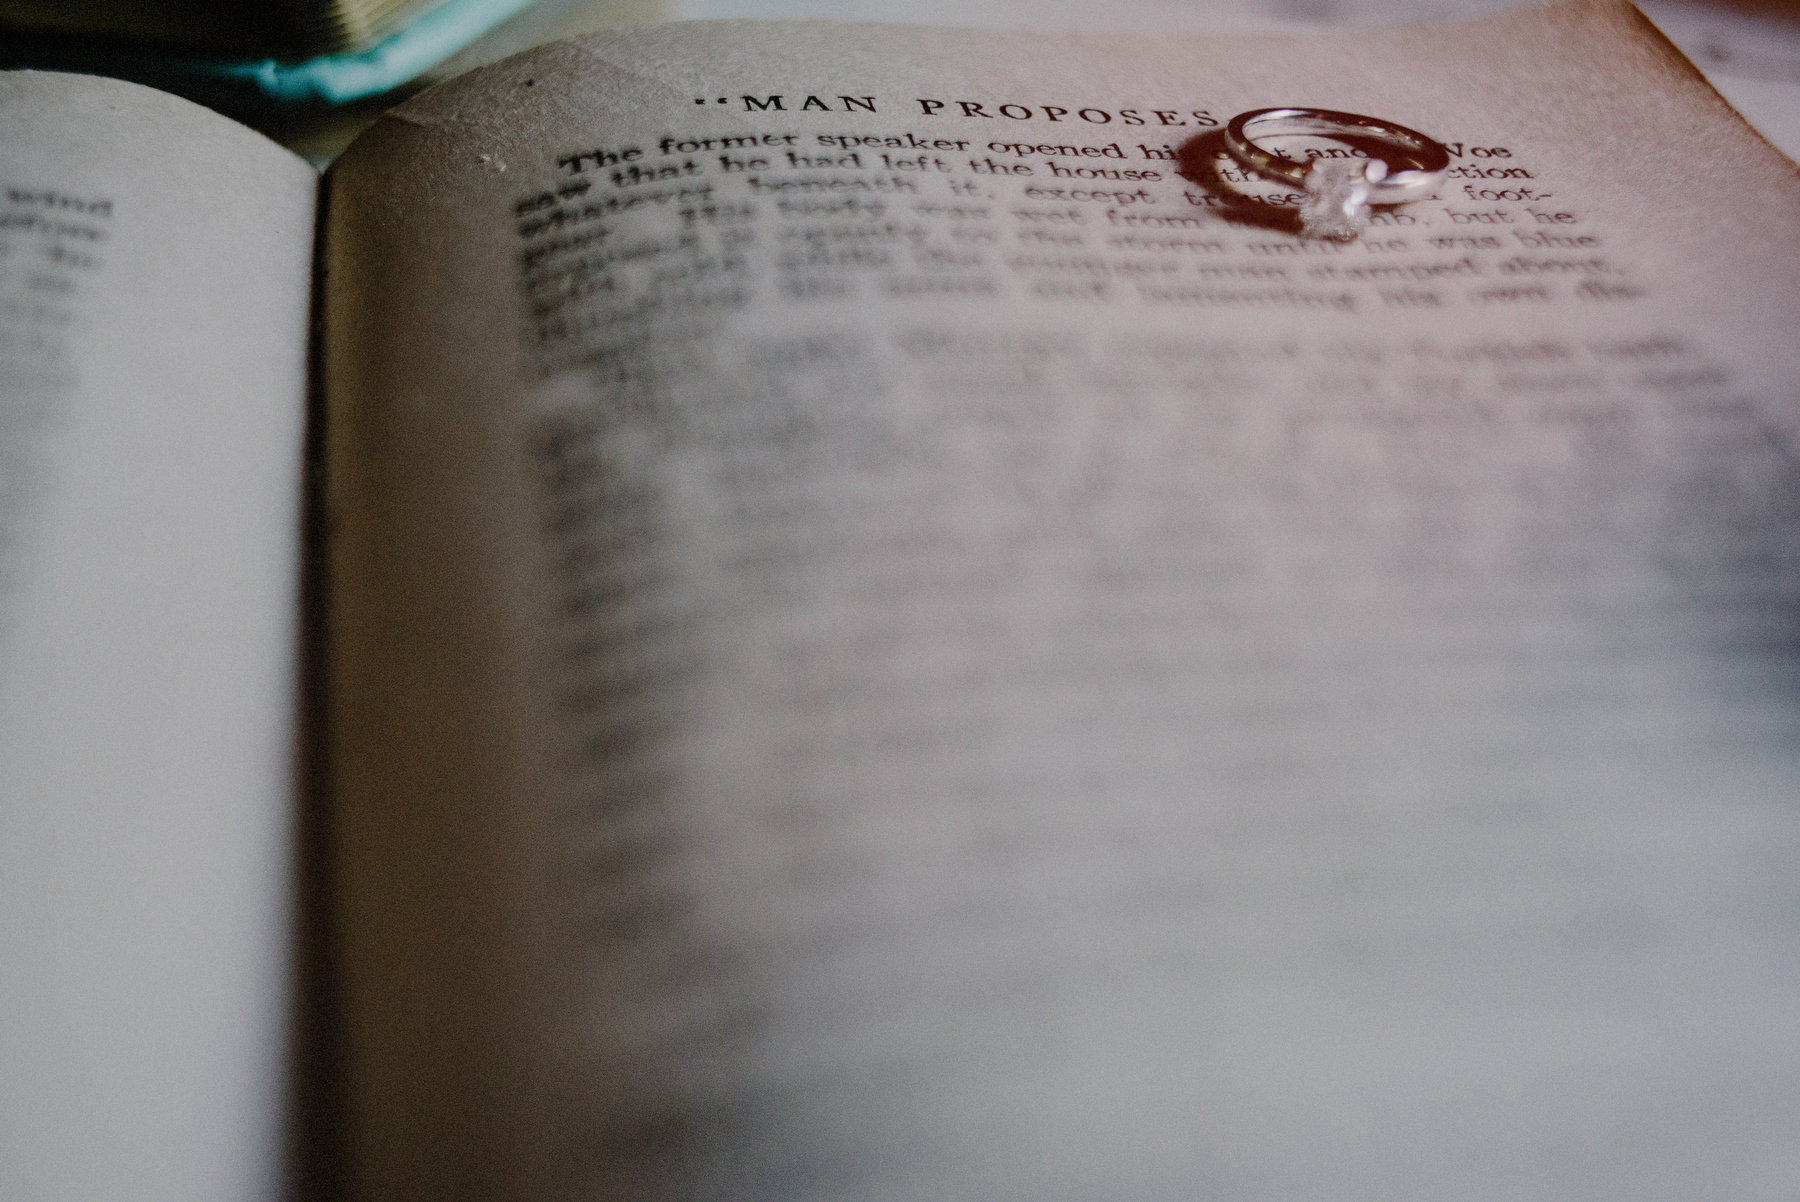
(3, 0, 1799, 162)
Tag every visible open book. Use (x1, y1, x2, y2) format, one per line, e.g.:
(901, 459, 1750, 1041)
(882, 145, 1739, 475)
(4, 1, 1799, 1197)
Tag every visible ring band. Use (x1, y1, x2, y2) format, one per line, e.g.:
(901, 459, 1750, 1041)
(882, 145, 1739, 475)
(1223, 107, 1450, 239)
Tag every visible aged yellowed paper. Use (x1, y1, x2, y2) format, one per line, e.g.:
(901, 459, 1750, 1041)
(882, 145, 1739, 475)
(324, 4, 1800, 1197)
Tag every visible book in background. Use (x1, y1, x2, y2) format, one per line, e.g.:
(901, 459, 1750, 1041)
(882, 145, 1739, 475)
(0, 0, 577, 107)
(2, 0, 462, 60)
(0, 0, 662, 163)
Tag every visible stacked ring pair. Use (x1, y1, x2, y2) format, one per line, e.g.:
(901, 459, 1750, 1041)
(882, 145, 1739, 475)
(1221, 107, 1451, 240)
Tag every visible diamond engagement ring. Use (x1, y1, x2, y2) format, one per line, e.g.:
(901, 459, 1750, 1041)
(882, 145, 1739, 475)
(1223, 108, 1450, 240)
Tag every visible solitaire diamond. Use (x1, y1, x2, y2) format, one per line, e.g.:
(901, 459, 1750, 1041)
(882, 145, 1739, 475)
(1298, 158, 1388, 240)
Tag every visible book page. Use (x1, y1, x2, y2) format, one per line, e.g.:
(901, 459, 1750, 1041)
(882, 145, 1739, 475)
(0, 73, 316, 1202)
(323, 3, 1800, 1197)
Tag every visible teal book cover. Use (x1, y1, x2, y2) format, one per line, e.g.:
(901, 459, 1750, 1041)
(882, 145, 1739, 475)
(0, 0, 540, 105)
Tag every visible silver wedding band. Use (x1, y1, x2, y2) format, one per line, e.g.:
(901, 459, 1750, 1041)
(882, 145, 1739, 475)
(1223, 107, 1450, 203)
